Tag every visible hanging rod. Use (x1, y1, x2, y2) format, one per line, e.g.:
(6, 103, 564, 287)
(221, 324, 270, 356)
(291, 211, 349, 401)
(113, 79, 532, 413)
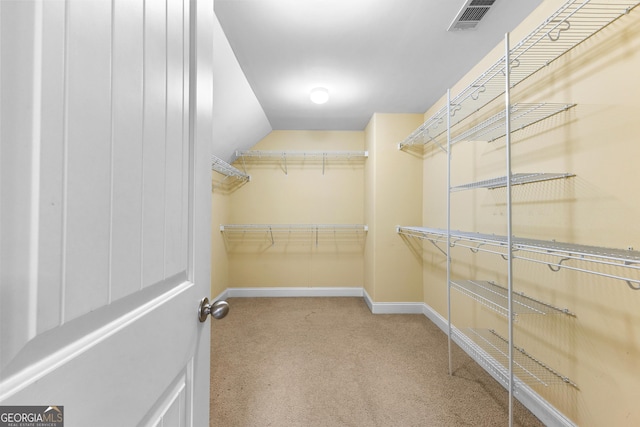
(398, 0, 639, 151)
(396, 226, 640, 287)
(450, 280, 575, 318)
(451, 173, 575, 191)
(211, 154, 250, 181)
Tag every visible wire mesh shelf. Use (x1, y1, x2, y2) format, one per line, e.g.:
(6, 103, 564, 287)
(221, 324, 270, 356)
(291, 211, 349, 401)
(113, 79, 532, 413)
(396, 226, 640, 288)
(450, 103, 576, 144)
(397, 112, 449, 151)
(221, 224, 368, 246)
(453, 328, 578, 388)
(235, 150, 368, 175)
(398, 0, 639, 151)
(221, 224, 368, 232)
(451, 173, 575, 191)
(211, 155, 250, 181)
(450, 280, 575, 317)
(235, 150, 368, 159)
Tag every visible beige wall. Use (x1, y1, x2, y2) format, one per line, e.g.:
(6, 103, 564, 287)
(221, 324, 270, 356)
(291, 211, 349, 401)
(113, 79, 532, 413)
(210, 174, 231, 298)
(223, 130, 366, 288)
(210, 1, 640, 424)
(365, 113, 424, 302)
(420, 1, 640, 426)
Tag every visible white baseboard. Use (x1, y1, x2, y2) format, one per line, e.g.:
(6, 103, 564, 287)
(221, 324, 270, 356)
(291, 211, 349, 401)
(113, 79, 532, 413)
(225, 287, 364, 298)
(420, 302, 576, 427)
(362, 289, 425, 314)
(212, 288, 229, 303)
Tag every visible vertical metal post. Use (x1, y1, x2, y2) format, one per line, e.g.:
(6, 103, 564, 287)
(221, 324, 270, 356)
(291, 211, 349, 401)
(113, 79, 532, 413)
(446, 89, 452, 376)
(505, 33, 514, 427)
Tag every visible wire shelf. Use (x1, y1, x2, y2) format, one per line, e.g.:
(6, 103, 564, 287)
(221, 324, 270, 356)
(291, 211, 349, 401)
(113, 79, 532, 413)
(235, 150, 368, 175)
(220, 224, 368, 232)
(396, 226, 640, 287)
(398, 0, 639, 151)
(450, 280, 575, 317)
(397, 112, 449, 151)
(450, 103, 576, 144)
(221, 224, 368, 246)
(453, 328, 578, 388)
(451, 173, 575, 191)
(235, 150, 368, 159)
(211, 155, 250, 181)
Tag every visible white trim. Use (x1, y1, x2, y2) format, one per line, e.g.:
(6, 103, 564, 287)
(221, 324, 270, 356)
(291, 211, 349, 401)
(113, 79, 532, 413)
(363, 288, 424, 314)
(363, 288, 374, 312)
(420, 302, 576, 427)
(226, 287, 364, 298)
(212, 288, 229, 302)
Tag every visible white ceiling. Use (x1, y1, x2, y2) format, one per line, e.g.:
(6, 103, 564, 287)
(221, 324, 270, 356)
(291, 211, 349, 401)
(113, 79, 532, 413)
(212, 0, 544, 158)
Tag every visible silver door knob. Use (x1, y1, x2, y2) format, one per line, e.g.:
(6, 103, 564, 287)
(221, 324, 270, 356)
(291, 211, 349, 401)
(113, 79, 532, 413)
(198, 297, 229, 322)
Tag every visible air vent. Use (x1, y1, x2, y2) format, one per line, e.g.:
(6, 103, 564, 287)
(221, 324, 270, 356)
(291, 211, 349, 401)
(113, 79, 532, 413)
(448, 0, 496, 31)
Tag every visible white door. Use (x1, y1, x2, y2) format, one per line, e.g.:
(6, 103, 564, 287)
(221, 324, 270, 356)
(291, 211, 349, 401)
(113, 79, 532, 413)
(0, 1, 216, 426)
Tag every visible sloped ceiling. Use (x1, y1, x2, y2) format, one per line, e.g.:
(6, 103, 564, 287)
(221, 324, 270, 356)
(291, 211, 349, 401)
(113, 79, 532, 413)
(212, 0, 544, 159)
(212, 13, 272, 163)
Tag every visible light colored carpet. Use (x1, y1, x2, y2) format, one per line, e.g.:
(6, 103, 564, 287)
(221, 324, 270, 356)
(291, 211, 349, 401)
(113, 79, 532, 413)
(210, 297, 544, 426)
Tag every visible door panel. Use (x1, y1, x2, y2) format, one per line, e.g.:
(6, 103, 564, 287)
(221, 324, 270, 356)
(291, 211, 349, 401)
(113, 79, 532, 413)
(111, 0, 144, 303)
(142, 0, 169, 289)
(64, 0, 113, 322)
(0, 0, 214, 425)
(37, 0, 66, 335)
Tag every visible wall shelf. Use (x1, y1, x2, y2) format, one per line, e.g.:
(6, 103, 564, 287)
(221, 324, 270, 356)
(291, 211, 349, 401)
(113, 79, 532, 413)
(211, 154, 250, 182)
(221, 224, 368, 246)
(396, 1, 640, 424)
(450, 103, 576, 145)
(235, 150, 368, 175)
(451, 173, 575, 191)
(453, 328, 578, 389)
(397, 226, 640, 288)
(398, 0, 638, 151)
(450, 280, 575, 318)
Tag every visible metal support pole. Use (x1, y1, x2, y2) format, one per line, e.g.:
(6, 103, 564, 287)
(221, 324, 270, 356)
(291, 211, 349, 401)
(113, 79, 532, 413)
(505, 32, 514, 427)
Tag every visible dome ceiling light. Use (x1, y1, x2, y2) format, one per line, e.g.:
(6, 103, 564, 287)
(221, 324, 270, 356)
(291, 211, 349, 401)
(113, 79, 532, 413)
(310, 87, 329, 104)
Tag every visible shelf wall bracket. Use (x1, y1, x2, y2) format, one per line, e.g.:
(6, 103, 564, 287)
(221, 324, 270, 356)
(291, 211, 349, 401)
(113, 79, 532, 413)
(626, 280, 640, 290)
(547, 255, 571, 272)
(323, 152, 326, 175)
(470, 242, 486, 253)
(428, 239, 448, 257)
(547, 19, 571, 42)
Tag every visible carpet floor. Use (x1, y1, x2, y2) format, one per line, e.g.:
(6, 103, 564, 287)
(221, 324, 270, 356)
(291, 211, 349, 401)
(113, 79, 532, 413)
(210, 297, 544, 426)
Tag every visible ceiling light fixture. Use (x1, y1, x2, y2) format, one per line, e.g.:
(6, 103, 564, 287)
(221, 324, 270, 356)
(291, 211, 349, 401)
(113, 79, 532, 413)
(310, 87, 329, 104)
